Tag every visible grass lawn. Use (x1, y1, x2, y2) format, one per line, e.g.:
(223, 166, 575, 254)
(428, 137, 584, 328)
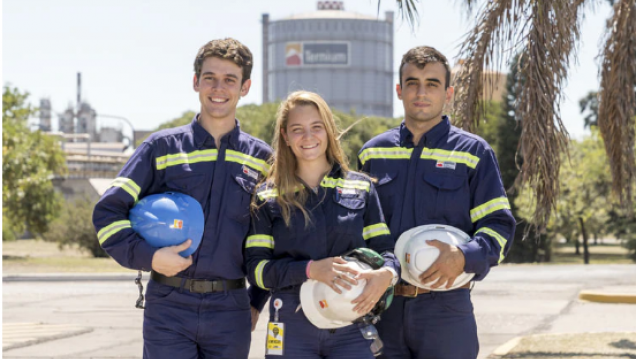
(550, 240, 633, 265)
(2, 238, 633, 274)
(2, 239, 131, 274)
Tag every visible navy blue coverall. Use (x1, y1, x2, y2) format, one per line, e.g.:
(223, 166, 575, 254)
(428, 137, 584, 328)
(359, 117, 516, 359)
(93, 117, 271, 359)
(245, 165, 400, 359)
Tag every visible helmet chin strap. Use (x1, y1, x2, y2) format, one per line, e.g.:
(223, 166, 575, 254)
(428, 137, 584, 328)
(135, 270, 145, 309)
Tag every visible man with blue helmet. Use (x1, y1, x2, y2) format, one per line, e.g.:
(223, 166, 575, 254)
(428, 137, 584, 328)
(92, 38, 271, 359)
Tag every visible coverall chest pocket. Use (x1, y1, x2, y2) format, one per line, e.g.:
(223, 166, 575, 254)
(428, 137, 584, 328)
(374, 172, 399, 223)
(420, 172, 469, 222)
(227, 176, 257, 226)
(165, 171, 208, 201)
(332, 191, 366, 235)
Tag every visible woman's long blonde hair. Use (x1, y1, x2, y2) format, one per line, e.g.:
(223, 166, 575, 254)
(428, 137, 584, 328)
(257, 91, 350, 227)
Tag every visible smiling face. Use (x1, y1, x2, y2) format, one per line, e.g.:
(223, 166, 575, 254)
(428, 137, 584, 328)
(193, 56, 251, 124)
(397, 62, 453, 129)
(282, 104, 329, 166)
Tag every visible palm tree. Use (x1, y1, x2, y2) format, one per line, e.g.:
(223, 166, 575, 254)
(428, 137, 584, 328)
(388, 0, 636, 230)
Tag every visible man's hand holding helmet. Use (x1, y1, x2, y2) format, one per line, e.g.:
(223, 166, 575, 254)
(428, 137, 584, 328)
(151, 239, 194, 277)
(418, 239, 466, 290)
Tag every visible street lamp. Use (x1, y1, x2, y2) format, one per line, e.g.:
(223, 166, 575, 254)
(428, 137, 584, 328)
(97, 114, 136, 150)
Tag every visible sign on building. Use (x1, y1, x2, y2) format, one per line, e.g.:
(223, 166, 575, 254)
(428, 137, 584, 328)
(285, 42, 350, 67)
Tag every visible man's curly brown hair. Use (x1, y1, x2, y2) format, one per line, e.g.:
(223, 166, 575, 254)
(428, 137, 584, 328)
(193, 38, 253, 84)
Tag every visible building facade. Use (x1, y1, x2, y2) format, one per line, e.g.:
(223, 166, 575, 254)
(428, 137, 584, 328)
(263, 2, 394, 117)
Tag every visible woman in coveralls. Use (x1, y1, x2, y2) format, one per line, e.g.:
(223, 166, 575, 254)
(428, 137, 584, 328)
(245, 91, 400, 358)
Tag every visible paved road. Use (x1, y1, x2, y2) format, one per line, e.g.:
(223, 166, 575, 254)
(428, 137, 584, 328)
(3, 264, 636, 358)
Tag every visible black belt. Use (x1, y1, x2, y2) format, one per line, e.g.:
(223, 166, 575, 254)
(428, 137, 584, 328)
(150, 271, 246, 294)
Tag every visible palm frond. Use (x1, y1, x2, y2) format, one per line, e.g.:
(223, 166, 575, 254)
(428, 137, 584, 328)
(453, 0, 527, 132)
(598, 0, 636, 213)
(455, 0, 479, 14)
(515, 0, 586, 230)
(383, 0, 419, 28)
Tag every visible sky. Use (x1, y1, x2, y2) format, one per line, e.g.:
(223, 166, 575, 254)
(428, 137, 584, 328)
(3, 0, 614, 140)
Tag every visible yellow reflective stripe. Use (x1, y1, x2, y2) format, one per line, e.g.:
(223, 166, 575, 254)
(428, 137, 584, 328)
(155, 149, 218, 170)
(470, 197, 511, 222)
(256, 186, 304, 201)
(97, 220, 132, 245)
(475, 227, 507, 263)
(109, 177, 141, 201)
(255, 260, 270, 290)
(226, 150, 270, 176)
(246, 235, 275, 249)
(420, 147, 480, 169)
(257, 188, 279, 201)
(362, 223, 390, 240)
(359, 147, 413, 166)
(321, 177, 370, 192)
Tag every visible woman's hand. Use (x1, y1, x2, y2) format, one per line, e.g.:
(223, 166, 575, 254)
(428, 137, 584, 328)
(351, 268, 394, 314)
(309, 256, 359, 294)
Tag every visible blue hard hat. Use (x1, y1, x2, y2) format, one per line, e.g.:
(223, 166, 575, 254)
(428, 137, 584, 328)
(129, 192, 204, 257)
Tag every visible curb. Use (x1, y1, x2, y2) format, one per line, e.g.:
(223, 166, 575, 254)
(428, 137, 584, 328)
(487, 332, 636, 358)
(2, 272, 139, 282)
(579, 290, 636, 304)
(490, 336, 521, 356)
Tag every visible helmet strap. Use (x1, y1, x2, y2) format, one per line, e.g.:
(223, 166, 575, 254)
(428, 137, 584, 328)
(135, 271, 145, 309)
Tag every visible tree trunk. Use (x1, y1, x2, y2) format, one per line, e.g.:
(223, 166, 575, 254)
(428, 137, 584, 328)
(544, 235, 552, 262)
(574, 238, 580, 255)
(594, 232, 598, 245)
(579, 217, 590, 264)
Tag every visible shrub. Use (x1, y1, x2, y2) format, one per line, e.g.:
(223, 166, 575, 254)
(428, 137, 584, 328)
(43, 196, 108, 258)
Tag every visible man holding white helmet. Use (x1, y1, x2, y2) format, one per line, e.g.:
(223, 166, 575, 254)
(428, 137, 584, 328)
(358, 46, 516, 358)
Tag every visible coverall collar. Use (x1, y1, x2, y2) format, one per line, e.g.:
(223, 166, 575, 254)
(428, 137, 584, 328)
(328, 162, 344, 178)
(399, 115, 451, 148)
(296, 163, 344, 191)
(191, 115, 242, 149)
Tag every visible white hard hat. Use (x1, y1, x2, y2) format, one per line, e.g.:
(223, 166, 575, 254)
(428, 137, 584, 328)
(300, 259, 372, 329)
(394, 224, 475, 291)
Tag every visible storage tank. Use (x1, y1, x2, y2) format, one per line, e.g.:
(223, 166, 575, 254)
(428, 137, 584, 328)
(263, 1, 394, 117)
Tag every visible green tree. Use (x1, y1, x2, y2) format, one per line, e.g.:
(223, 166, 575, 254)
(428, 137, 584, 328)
(472, 55, 544, 263)
(555, 131, 612, 263)
(148, 103, 399, 169)
(579, 91, 600, 129)
(44, 197, 107, 257)
(2, 85, 67, 240)
(515, 130, 636, 263)
(156, 110, 197, 131)
(435, 0, 636, 229)
(333, 111, 399, 168)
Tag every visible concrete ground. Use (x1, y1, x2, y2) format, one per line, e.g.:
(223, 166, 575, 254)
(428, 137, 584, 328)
(3, 264, 636, 359)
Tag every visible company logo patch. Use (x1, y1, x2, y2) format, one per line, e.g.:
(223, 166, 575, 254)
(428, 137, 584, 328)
(319, 300, 328, 309)
(172, 219, 183, 229)
(243, 165, 259, 180)
(285, 43, 302, 66)
(337, 187, 357, 195)
(436, 161, 456, 170)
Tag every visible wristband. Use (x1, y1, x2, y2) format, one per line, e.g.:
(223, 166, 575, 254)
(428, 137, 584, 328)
(385, 267, 399, 286)
(306, 260, 313, 279)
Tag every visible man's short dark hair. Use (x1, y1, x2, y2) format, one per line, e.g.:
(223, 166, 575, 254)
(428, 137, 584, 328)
(399, 46, 451, 89)
(194, 38, 253, 84)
